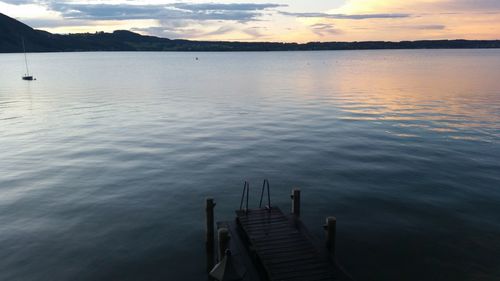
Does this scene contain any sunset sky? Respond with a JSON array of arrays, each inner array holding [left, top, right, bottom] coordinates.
[[1, 0, 499, 42]]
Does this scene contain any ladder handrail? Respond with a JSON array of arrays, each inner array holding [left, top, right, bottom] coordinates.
[[239, 181, 250, 211], [259, 179, 271, 209]]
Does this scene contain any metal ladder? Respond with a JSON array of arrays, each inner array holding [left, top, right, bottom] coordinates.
[[239, 179, 272, 212]]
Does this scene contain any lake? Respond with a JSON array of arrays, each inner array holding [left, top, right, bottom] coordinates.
[[0, 50, 499, 281]]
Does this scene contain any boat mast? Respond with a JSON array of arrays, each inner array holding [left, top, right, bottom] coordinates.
[[22, 37, 30, 76]]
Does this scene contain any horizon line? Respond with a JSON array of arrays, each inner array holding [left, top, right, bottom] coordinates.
[[36, 28, 500, 44]]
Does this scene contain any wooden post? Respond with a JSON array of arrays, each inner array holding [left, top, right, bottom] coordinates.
[[218, 228, 230, 261], [291, 188, 301, 217], [206, 198, 216, 249], [205, 198, 216, 274], [325, 216, 336, 256]]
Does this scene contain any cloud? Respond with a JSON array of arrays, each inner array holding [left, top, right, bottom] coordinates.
[[310, 23, 340, 36], [203, 25, 235, 36], [280, 11, 411, 20], [339, 0, 500, 15], [131, 22, 269, 40], [0, 0, 42, 3], [171, 3, 285, 12], [131, 23, 234, 39], [49, 3, 165, 20], [242, 26, 266, 39], [30, 2, 285, 40], [3, 0, 498, 41], [45, 2, 284, 22], [387, 24, 446, 30], [411, 24, 446, 30], [436, 0, 500, 11], [131, 24, 203, 39], [21, 18, 86, 28]]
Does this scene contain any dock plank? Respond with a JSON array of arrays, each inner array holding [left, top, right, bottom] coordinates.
[[236, 207, 339, 281]]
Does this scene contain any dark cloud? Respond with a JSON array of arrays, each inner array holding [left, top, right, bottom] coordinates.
[[49, 3, 166, 20], [22, 18, 87, 28], [171, 3, 285, 11], [45, 2, 284, 22], [280, 11, 411, 20]]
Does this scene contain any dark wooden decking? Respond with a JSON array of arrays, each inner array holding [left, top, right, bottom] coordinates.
[[233, 207, 350, 281]]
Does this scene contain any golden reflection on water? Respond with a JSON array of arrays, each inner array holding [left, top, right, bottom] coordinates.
[[318, 51, 500, 140]]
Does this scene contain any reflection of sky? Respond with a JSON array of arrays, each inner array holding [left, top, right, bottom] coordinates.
[[247, 50, 499, 143], [1, 50, 499, 145], [1, 0, 500, 42], [324, 51, 500, 141]]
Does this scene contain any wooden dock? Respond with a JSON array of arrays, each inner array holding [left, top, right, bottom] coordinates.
[[206, 187, 352, 281]]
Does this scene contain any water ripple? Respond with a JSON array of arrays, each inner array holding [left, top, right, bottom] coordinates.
[[0, 50, 499, 281]]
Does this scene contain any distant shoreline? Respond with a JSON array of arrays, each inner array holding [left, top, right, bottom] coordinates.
[[3, 33, 500, 54], [2, 13, 500, 53], [3, 47, 500, 55]]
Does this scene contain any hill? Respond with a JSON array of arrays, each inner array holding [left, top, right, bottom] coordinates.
[[1, 13, 500, 53]]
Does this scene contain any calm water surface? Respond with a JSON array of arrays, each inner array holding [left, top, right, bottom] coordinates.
[[0, 50, 499, 281]]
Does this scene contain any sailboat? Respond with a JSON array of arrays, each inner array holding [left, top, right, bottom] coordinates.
[[21, 38, 35, 81]]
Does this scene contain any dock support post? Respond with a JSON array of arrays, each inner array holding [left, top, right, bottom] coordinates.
[[206, 198, 216, 248], [291, 188, 301, 217], [325, 216, 336, 257], [218, 228, 230, 261], [205, 198, 216, 273]]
